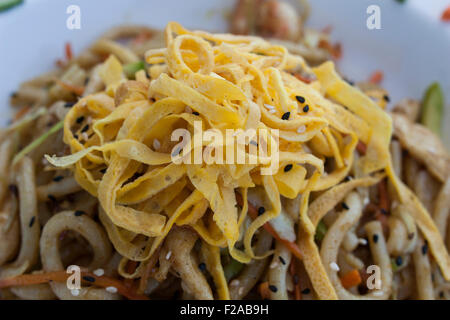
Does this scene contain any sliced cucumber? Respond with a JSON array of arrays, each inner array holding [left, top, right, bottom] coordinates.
[[421, 82, 444, 137]]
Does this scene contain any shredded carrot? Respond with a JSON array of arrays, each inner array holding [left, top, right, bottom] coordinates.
[[356, 141, 367, 155], [0, 271, 149, 300], [124, 260, 139, 288], [235, 193, 303, 260], [138, 246, 161, 294], [318, 39, 342, 60], [56, 80, 85, 96], [369, 70, 384, 84], [289, 261, 301, 300], [441, 6, 450, 21], [378, 179, 389, 212], [258, 281, 271, 300], [132, 30, 153, 45], [340, 269, 362, 289], [293, 73, 313, 84], [65, 42, 73, 61], [13, 106, 31, 122]]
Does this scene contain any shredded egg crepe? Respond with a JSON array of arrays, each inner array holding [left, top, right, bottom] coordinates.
[[45, 22, 450, 299]]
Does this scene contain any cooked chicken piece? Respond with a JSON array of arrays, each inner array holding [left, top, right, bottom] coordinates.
[[392, 98, 421, 123], [391, 113, 450, 182], [257, 0, 303, 41]]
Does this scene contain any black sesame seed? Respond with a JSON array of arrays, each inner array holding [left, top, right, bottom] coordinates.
[[29, 216, 36, 228], [295, 96, 305, 103], [8, 184, 18, 197], [258, 207, 266, 216], [395, 256, 403, 266], [53, 176, 64, 182], [380, 208, 388, 215], [278, 256, 286, 265], [192, 111, 200, 116], [408, 232, 415, 240], [73, 134, 79, 139], [344, 176, 352, 182], [249, 140, 258, 147], [372, 234, 379, 243], [284, 164, 293, 172], [74, 211, 85, 217], [81, 124, 89, 133], [303, 105, 310, 113], [301, 288, 311, 295], [82, 276, 96, 283], [76, 116, 85, 124], [345, 79, 355, 86], [64, 102, 75, 108], [48, 195, 57, 202], [342, 202, 349, 210], [100, 168, 107, 174], [383, 95, 390, 102], [268, 285, 278, 293], [422, 242, 428, 255], [198, 263, 207, 271], [281, 112, 290, 120]]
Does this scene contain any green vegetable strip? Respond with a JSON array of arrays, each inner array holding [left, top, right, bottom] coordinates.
[[223, 259, 244, 281], [315, 220, 328, 242], [12, 120, 64, 166], [123, 61, 146, 79], [420, 82, 444, 137], [0, 0, 24, 12]]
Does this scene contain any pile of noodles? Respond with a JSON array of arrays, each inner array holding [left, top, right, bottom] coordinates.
[[45, 22, 450, 299]]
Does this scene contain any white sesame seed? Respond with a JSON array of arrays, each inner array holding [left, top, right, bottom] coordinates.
[[364, 197, 370, 206], [238, 287, 244, 295], [93, 268, 104, 277], [230, 279, 240, 287], [70, 289, 80, 296], [269, 109, 277, 114], [264, 104, 275, 110], [270, 261, 279, 269], [81, 132, 89, 141], [297, 125, 306, 134], [329, 262, 340, 272], [185, 106, 192, 114], [106, 286, 118, 294], [165, 251, 172, 260], [153, 139, 161, 150], [86, 116, 93, 125], [358, 238, 368, 246]]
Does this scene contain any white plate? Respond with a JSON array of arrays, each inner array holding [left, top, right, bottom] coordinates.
[[1, 0, 449, 146]]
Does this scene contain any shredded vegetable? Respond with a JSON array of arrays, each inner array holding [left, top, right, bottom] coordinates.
[[12, 120, 63, 165], [420, 82, 444, 136]]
